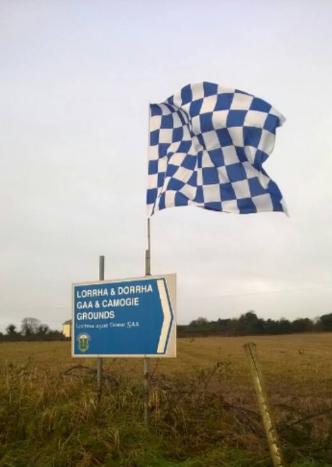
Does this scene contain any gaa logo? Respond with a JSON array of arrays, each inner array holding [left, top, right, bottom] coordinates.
[[77, 333, 91, 353]]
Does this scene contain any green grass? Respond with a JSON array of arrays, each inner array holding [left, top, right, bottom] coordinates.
[[0, 334, 331, 466]]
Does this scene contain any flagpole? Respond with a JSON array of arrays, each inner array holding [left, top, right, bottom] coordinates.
[[146, 107, 152, 273], [146, 218, 151, 274], [144, 105, 151, 426]]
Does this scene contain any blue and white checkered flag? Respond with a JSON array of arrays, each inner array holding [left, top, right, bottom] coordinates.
[[147, 82, 286, 217]]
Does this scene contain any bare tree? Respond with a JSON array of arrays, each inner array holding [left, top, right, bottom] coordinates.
[[21, 317, 41, 336], [192, 317, 209, 326], [37, 324, 49, 335], [6, 324, 18, 336]]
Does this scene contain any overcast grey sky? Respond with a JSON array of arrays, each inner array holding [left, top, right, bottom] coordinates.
[[1, 0, 332, 332]]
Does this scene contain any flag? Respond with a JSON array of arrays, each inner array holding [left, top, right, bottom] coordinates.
[[147, 82, 286, 217]]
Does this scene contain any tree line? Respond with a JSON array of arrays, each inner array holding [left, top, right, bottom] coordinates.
[[1, 317, 64, 342], [2, 312, 332, 342], [177, 311, 332, 337]]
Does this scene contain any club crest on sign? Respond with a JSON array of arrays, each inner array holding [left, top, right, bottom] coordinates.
[[77, 333, 91, 353]]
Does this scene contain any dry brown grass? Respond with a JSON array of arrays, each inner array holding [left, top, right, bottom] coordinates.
[[0, 334, 331, 466], [1, 333, 331, 388]]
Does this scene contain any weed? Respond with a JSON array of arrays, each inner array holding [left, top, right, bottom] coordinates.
[[0, 336, 331, 466]]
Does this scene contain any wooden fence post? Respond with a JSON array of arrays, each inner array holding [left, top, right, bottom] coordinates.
[[244, 343, 285, 467]]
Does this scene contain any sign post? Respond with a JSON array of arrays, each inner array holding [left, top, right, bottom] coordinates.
[[72, 275, 176, 358], [97, 255, 104, 399], [144, 248, 151, 426]]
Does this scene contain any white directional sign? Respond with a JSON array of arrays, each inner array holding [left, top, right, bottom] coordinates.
[[72, 274, 176, 357]]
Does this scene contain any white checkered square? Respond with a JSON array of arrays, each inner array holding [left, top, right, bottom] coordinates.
[[258, 129, 275, 153], [232, 180, 251, 199], [200, 95, 218, 113], [228, 127, 244, 147], [203, 184, 221, 203], [159, 129, 173, 144], [191, 115, 201, 134], [221, 199, 239, 213], [244, 110, 268, 127], [252, 193, 274, 211], [149, 145, 159, 161], [231, 92, 253, 110], [150, 115, 162, 132], [212, 110, 228, 129], [203, 131, 220, 150], [173, 165, 195, 183], [223, 146, 239, 165]]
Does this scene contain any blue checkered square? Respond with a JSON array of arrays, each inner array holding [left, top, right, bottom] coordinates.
[[202, 167, 219, 185]]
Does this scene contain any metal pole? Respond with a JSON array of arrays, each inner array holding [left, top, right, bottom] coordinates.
[[143, 353, 150, 426], [144, 219, 151, 426], [97, 255, 105, 399], [244, 343, 285, 467], [144, 111, 151, 426], [147, 217, 151, 256]]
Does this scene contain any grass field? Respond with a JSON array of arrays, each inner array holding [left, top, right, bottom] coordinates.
[[0, 334, 331, 466]]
